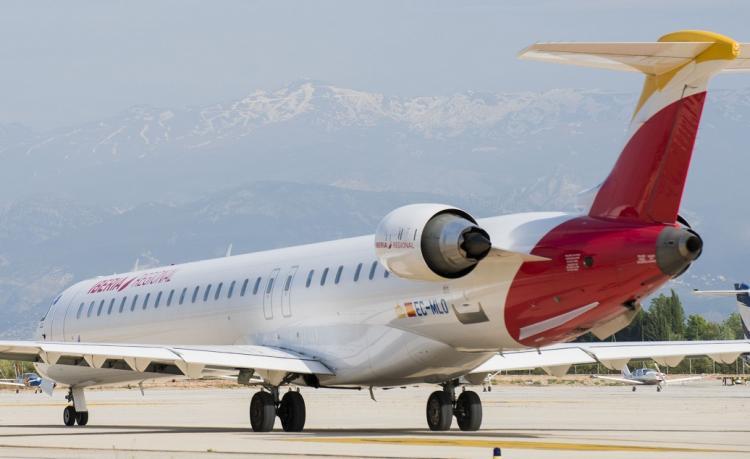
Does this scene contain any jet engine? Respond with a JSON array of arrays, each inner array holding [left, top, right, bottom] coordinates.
[[655, 224, 703, 278], [375, 204, 492, 281]]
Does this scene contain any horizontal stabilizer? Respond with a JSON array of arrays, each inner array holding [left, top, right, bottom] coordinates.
[[519, 41, 750, 74]]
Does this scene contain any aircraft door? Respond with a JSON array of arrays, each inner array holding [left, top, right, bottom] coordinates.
[[280, 266, 298, 318], [49, 289, 80, 341], [263, 268, 280, 320]]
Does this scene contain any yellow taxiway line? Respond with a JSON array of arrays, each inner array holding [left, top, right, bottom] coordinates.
[[295, 436, 744, 453]]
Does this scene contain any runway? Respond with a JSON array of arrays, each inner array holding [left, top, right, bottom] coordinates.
[[0, 381, 747, 458]]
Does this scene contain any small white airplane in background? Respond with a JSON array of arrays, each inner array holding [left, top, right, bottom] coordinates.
[[592, 364, 703, 392], [0, 362, 53, 394]]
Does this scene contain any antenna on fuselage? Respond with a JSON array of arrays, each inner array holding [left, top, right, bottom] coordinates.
[[225, 243, 233, 257], [132, 258, 140, 272]]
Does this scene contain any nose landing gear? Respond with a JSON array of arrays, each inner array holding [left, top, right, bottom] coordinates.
[[426, 380, 483, 431]]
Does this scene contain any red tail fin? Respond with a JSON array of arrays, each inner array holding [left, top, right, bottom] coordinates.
[[588, 92, 706, 223]]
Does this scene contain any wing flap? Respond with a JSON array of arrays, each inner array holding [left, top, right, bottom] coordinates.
[[472, 340, 750, 374], [0, 340, 333, 378]]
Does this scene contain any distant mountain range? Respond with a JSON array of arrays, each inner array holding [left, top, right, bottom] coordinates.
[[1, 82, 749, 337]]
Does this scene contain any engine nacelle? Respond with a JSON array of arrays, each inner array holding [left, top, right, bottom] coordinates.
[[375, 204, 492, 281]]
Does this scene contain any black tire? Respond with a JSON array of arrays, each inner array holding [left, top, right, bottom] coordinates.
[[278, 391, 306, 432], [426, 391, 453, 431], [249, 391, 276, 432], [63, 406, 76, 426], [455, 391, 482, 431], [632, 386, 637, 392], [76, 411, 89, 426]]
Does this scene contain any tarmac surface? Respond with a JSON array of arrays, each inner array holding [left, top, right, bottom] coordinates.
[[0, 380, 747, 458]]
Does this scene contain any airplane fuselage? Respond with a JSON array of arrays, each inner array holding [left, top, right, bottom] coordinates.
[[34, 211, 685, 388]]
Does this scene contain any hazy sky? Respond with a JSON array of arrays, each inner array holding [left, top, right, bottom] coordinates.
[[1, 0, 748, 129]]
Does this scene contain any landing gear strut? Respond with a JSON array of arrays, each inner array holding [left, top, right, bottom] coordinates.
[[63, 387, 88, 426], [426, 380, 483, 431], [249, 387, 306, 432]]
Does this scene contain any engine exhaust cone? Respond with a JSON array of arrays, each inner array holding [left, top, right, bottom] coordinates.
[[461, 229, 492, 260]]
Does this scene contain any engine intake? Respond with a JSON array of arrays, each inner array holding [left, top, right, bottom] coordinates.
[[375, 204, 492, 281]]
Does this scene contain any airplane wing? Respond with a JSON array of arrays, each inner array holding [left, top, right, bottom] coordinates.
[[0, 340, 333, 385], [665, 375, 704, 384], [692, 289, 749, 296], [591, 375, 644, 385], [0, 381, 24, 387], [471, 340, 750, 377]]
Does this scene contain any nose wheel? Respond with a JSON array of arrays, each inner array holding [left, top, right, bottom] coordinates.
[[426, 381, 483, 431]]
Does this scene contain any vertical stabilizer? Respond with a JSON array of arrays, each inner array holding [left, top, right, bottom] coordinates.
[[519, 30, 743, 223]]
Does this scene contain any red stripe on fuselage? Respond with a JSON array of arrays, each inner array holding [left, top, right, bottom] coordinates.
[[589, 92, 706, 223], [504, 216, 671, 346]]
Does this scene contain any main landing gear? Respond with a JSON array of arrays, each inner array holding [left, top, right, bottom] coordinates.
[[426, 380, 482, 431], [63, 387, 88, 426], [250, 387, 306, 432]]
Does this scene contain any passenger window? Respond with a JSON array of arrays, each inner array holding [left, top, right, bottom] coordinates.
[[335, 266, 343, 284], [97, 300, 105, 316], [284, 275, 292, 291], [142, 293, 151, 310], [306, 270, 314, 288], [215, 282, 223, 300], [76, 302, 84, 319], [354, 263, 362, 282], [131, 295, 139, 311], [253, 277, 261, 295], [180, 288, 187, 305], [167, 289, 174, 306], [265, 278, 274, 294], [240, 279, 249, 296], [107, 298, 115, 315], [369, 261, 377, 280], [192, 286, 200, 303], [119, 297, 127, 313], [228, 281, 236, 298], [320, 268, 329, 286], [155, 291, 162, 308], [87, 301, 95, 318], [203, 284, 212, 302]]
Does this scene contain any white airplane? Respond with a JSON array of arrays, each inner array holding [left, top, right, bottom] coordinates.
[[592, 363, 703, 391], [0, 362, 52, 394], [0, 30, 749, 432]]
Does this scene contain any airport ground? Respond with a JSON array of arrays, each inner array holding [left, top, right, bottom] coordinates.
[[0, 377, 747, 458]]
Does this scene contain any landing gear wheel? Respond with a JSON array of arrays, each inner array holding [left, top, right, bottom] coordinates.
[[63, 406, 76, 426], [632, 386, 636, 392], [250, 391, 276, 432], [426, 391, 453, 431], [656, 385, 662, 392], [278, 391, 306, 432], [76, 411, 89, 426], [455, 391, 482, 431]]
